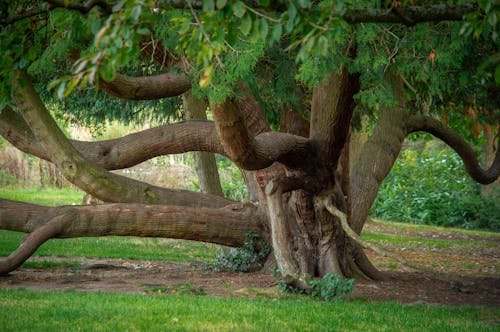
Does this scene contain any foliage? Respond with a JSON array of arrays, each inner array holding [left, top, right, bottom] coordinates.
[[207, 232, 270, 272], [372, 139, 500, 231], [271, 269, 355, 302], [308, 273, 355, 302], [216, 155, 249, 201]]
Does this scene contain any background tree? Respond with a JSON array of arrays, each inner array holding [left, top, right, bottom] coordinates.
[[0, 0, 498, 288]]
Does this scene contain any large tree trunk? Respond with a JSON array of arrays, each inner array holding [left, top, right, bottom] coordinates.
[[182, 91, 224, 197]]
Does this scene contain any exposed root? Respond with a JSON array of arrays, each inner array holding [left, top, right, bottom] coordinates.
[[323, 198, 435, 274]]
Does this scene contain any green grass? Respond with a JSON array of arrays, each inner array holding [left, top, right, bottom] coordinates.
[[361, 231, 498, 249], [20, 260, 83, 269], [0, 230, 220, 263], [372, 219, 500, 239], [0, 187, 83, 206], [0, 289, 497, 331]]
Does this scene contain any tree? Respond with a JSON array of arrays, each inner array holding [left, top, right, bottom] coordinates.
[[0, 1, 498, 288]]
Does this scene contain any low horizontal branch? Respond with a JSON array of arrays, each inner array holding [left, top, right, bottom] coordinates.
[[0, 199, 264, 247], [99, 72, 191, 100], [0, 198, 265, 274]]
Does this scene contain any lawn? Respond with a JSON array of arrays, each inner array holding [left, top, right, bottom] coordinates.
[[0, 288, 497, 331]]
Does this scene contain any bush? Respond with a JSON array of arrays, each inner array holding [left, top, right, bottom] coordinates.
[[372, 140, 500, 231], [271, 270, 355, 302], [207, 233, 270, 272], [308, 274, 355, 302]]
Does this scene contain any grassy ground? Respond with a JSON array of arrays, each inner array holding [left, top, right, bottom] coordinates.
[[0, 187, 83, 206], [0, 288, 497, 332], [0, 188, 498, 331]]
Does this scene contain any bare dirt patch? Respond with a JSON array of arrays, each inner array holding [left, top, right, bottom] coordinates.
[[1, 221, 498, 306]]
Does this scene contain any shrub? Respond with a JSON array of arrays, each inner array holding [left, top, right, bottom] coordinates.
[[308, 273, 355, 302], [372, 139, 500, 231], [207, 233, 270, 272], [271, 269, 355, 302]]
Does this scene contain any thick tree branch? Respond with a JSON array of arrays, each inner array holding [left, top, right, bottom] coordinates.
[[310, 67, 359, 170], [0, 199, 262, 245], [99, 72, 191, 100], [0, 106, 224, 170], [0, 212, 71, 275], [0, 198, 264, 274], [408, 115, 500, 185], [2, 2, 475, 27], [343, 4, 476, 25], [11, 70, 232, 208], [45, 0, 113, 14], [212, 98, 312, 170], [158, 2, 475, 25], [349, 71, 409, 234], [0, 0, 113, 26]]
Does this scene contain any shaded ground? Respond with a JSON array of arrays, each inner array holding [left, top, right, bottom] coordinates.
[[1, 221, 498, 306]]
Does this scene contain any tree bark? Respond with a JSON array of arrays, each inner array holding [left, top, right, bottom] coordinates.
[[350, 72, 410, 234], [0, 198, 264, 274], [481, 126, 500, 196], [99, 72, 190, 100]]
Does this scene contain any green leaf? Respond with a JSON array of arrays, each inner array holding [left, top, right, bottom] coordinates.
[[130, 6, 141, 21], [240, 14, 252, 35], [495, 64, 500, 84], [259, 19, 269, 39], [216, 0, 227, 9], [297, 0, 311, 9], [233, 1, 246, 18], [64, 76, 79, 98], [271, 23, 282, 43], [137, 27, 150, 35], [57, 82, 66, 100], [286, 4, 297, 33], [100, 61, 116, 82], [203, 0, 215, 12], [488, 12, 497, 27]]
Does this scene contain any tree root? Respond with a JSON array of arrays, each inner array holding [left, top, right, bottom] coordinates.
[[323, 198, 436, 274]]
